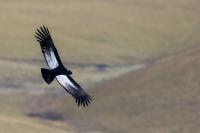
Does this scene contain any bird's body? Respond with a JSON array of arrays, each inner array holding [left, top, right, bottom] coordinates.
[[35, 26, 92, 107], [52, 65, 72, 76]]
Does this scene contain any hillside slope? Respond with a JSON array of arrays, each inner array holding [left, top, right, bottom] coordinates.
[[0, 93, 76, 133], [30, 45, 200, 133], [88, 45, 200, 133], [0, 0, 199, 65]]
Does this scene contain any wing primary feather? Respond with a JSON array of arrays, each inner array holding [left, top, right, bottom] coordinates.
[[79, 98, 81, 107], [35, 33, 42, 39], [87, 96, 92, 104], [75, 93, 92, 107], [43, 26, 51, 38], [89, 96, 92, 101], [85, 97, 87, 107], [85, 96, 90, 106], [83, 98, 86, 107], [36, 29, 47, 39], [86, 96, 90, 104], [42, 26, 49, 37], [78, 98, 82, 106], [36, 29, 46, 38], [78, 98, 81, 107], [85, 97, 89, 107], [40, 26, 48, 38], [81, 98, 84, 107], [85, 97, 88, 105], [87, 99, 90, 106], [35, 32, 44, 40], [45, 26, 51, 38], [79, 97, 82, 107], [35, 35, 43, 41], [82, 97, 84, 107], [40, 26, 49, 38]]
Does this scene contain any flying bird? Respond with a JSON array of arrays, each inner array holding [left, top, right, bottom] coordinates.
[[35, 26, 92, 107]]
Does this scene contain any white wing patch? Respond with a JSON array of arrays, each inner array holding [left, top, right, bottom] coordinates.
[[44, 50, 59, 69], [56, 75, 76, 89]]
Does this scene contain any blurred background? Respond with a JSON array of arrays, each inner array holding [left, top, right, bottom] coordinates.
[[0, 0, 200, 133]]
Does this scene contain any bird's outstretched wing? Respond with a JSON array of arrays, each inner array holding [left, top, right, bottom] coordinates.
[[35, 26, 63, 69], [56, 75, 92, 107]]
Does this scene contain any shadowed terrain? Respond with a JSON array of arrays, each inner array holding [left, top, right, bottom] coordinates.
[[29, 45, 200, 133]]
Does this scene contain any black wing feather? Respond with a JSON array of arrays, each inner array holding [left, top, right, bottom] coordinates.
[[56, 75, 92, 107], [35, 26, 92, 107], [35, 26, 63, 69], [67, 84, 92, 107]]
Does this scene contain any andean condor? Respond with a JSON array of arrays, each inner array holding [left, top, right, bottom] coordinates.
[[35, 26, 92, 107]]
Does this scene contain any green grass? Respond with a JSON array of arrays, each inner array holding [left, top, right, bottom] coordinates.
[[0, 0, 199, 65]]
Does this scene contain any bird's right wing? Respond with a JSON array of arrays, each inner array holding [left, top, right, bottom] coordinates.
[[56, 75, 92, 107], [35, 26, 63, 69]]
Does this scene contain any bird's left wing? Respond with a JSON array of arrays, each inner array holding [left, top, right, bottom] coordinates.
[[35, 26, 63, 69], [56, 75, 92, 107]]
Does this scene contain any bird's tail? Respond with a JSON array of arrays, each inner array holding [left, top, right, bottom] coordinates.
[[41, 68, 55, 84]]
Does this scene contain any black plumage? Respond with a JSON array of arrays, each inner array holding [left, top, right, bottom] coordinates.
[[35, 26, 92, 107]]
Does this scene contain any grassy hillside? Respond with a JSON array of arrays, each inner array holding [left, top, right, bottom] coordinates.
[[0, 93, 75, 133], [0, 0, 200, 133], [30, 45, 200, 133], [0, 0, 199, 65]]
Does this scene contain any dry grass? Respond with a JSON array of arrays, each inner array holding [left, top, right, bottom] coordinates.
[[0, 0, 200, 133], [0, 93, 75, 133], [30, 45, 200, 133], [0, 0, 199, 65]]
